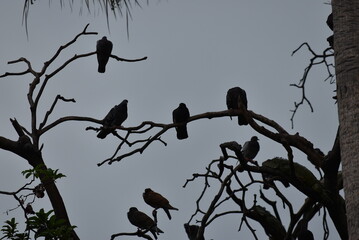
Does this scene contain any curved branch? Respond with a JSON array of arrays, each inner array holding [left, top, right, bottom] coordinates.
[[39, 116, 102, 135], [249, 110, 323, 168], [34, 52, 147, 109], [95, 108, 326, 169], [111, 55, 148, 62], [39, 95, 76, 130], [98, 109, 249, 166], [34, 51, 96, 107], [290, 42, 335, 128], [110, 230, 153, 240], [41, 24, 96, 74], [0, 57, 37, 78]]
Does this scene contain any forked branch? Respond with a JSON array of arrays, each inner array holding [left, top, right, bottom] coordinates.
[[290, 42, 335, 128]]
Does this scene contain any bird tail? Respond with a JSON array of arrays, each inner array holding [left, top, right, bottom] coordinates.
[[176, 125, 188, 140], [237, 115, 248, 125], [150, 226, 164, 239], [169, 205, 179, 211], [97, 129, 110, 139], [98, 64, 106, 73]]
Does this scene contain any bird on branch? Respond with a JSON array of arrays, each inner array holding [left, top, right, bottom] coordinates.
[[143, 188, 179, 220], [226, 86, 248, 125], [96, 36, 113, 73], [241, 136, 260, 164], [172, 103, 190, 140], [127, 207, 163, 240], [97, 100, 128, 139]]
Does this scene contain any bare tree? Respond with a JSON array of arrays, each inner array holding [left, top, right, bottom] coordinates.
[[0, 24, 146, 240], [1, 3, 355, 239]]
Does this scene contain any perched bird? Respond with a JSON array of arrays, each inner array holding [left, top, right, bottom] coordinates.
[[96, 36, 113, 73], [25, 204, 35, 215], [226, 87, 248, 125], [326, 13, 333, 31], [297, 229, 314, 240], [172, 103, 190, 140], [296, 220, 314, 240], [33, 184, 45, 198], [184, 223, 205, 240], [241, 136, 260, 163], [143, 188, 179, 220], [127, 207, 163, 240], [97, 100, 128, 139], [326, 13, 334, 48]]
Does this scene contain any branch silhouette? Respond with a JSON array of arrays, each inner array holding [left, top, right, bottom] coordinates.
[[290, 42, 335, 128], [0, 24, 148, 240]]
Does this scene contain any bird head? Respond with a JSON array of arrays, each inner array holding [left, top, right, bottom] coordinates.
[[144, 188, 153, 194], [251, 136, 259, 141], [129, 207, 138, 212]]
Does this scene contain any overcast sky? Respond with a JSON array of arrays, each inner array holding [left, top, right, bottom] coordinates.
[[0, 1, 338, 239]]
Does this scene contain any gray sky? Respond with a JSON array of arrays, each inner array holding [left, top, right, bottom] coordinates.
[[0, 1, 338, 239]]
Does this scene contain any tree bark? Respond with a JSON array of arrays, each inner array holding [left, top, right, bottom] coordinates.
[[333, 0, 359, 239]]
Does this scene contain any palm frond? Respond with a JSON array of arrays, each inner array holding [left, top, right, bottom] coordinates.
[[22, 0, 147, 38]]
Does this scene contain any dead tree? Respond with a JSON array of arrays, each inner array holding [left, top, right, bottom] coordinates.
[[0, 24, 146, 240], [0, 24, 344, 240]]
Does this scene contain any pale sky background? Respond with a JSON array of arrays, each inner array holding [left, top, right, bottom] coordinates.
[[0, 1, 339, 240]]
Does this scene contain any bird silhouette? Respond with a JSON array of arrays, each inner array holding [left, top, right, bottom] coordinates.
[[184, 223, 205, 240], [143, 188, 179, 220], [97, 100, 128, 139], [172, 103, 190, 140], [297, 229, 314, 240], [96, 36, 113, 73], [226, 87, 248, 125], [242, 136, 260, 163], [127, 207, 163, 240], [326, 13, 334, 48], [296, 220, 314, 240], [326, 13, 333, 31]]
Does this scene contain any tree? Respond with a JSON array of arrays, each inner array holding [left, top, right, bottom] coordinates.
[[0, 25, 146, 240], [0, 1, 348, 240], [332, 0, 359, 239]]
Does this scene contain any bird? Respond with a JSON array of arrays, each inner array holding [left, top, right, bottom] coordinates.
[[326, 13, 333, 31], [172, 103, 190, 140], [143, 188, 179, 220], [226, 87, 248, 125], [96, 36, 113, 73], [296, 220, 314, 240], [184, 223, 205, 240], [326, 13, 334, 48], [25, 204, 35, 215], [297, 229, 314, 240], [241, 136, 260, 163], [127, 207, 163, 240], [97, 100, 128, 139]]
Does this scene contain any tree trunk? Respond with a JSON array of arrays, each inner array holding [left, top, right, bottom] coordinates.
[[333, 0, 359, 239]]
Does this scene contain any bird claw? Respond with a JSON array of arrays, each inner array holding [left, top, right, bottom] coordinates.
[[152, 209, 158, 223]]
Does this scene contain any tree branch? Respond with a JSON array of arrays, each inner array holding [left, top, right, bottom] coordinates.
[[39, 95, 76, 130], [290, 42, 335, 128]]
